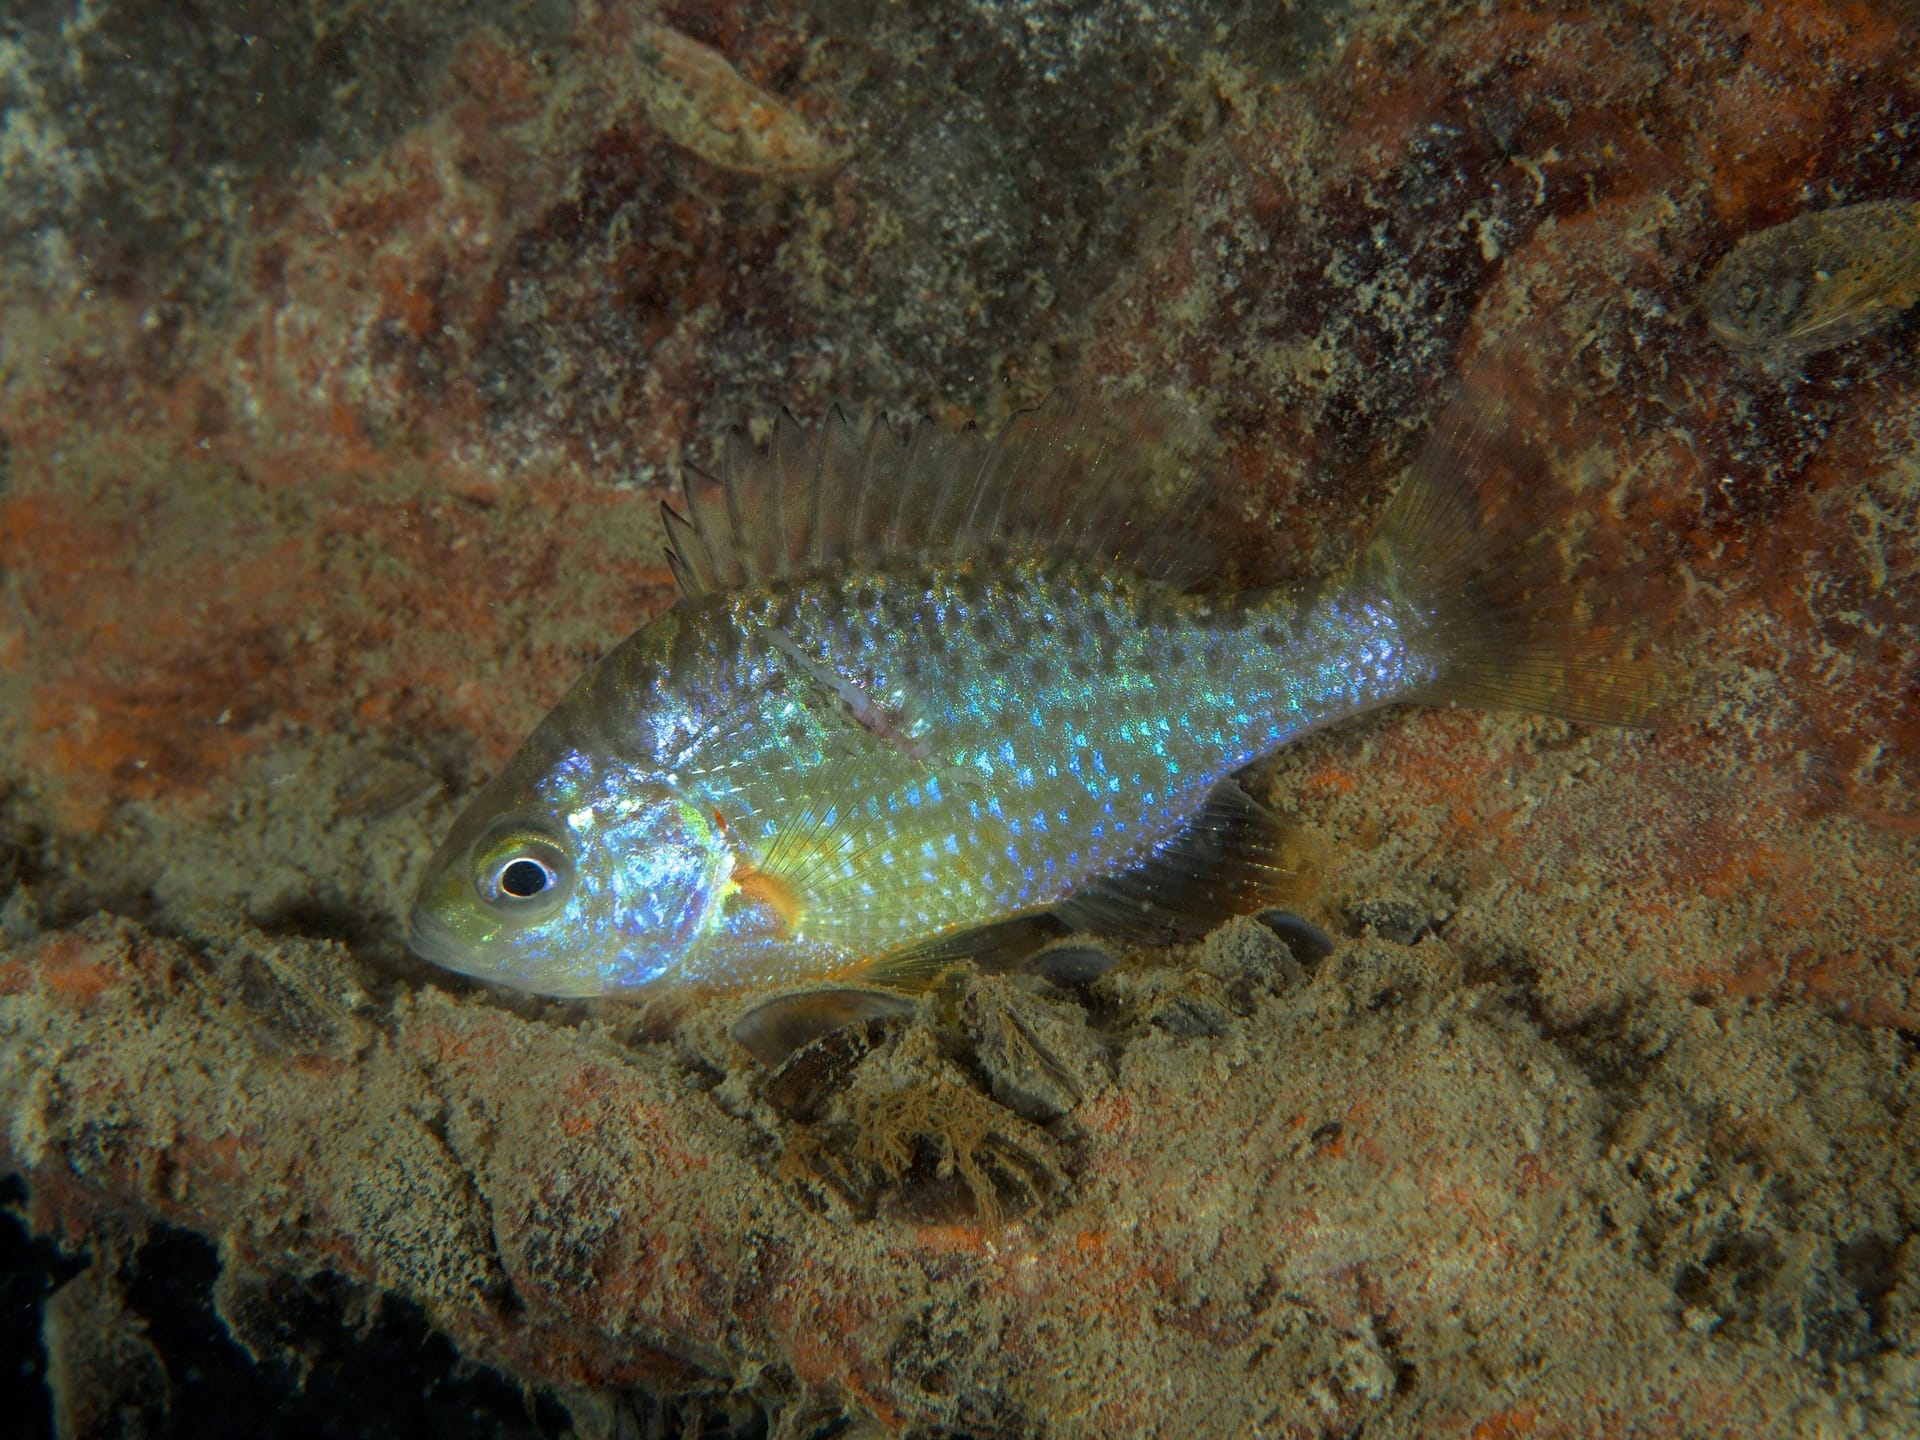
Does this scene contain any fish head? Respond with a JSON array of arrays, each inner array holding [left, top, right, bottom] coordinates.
[[407, 738, 731, 996]]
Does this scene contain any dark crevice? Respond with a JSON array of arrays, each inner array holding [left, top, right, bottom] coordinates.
[[3, 1201, 572, 1440]]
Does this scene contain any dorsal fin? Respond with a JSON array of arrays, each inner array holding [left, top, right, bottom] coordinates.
[[662, 391, 1220, 596]]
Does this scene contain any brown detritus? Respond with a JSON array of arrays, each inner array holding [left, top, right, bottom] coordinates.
[[42, 1264, 171, 1440], [778, 1024, 1068, 1224], [210, 1258, 343, 1382], [6, 913, 1919, 1434]]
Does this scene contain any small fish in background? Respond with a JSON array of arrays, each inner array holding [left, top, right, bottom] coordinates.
[[1702, 198, 1920, 375], [633, 23, 846, 181], [407, 360, 1670, 1051]]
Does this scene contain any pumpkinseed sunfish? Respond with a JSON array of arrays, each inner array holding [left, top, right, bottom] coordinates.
[[407, 380, 1666, 1001]]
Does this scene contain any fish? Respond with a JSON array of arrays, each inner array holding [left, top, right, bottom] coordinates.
[[633, 23, 847, 182], [407, 374, 1668, 1012], [1701, 198, 1920, 375]]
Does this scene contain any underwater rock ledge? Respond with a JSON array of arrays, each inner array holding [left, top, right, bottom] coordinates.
[[5, 913, 1914, 1437]]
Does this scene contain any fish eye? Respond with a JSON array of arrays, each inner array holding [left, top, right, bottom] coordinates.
[[472, 828, 573, 911], [497, 856, 555, 899]]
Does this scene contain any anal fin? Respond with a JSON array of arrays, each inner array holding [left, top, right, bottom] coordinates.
[[856, 914, 1072, 992], [1054, 780, 1319, 945]]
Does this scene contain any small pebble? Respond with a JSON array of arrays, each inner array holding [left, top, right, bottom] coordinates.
[[1344, 897, 1438, 945], [1028, 939, 1120, 987], [960, 976, 1108, 1123]]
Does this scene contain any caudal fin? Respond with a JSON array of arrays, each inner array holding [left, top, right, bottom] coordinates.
[[1361, 357, 1677, 727]]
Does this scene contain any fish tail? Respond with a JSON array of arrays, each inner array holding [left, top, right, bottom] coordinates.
[[1359, 364, 1676, 727]]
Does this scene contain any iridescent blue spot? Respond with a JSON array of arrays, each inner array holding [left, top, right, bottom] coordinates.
[[536, 748, 595, 804], [1000, 739, 1016, 767]]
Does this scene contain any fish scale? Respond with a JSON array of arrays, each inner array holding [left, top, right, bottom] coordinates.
[[408, 385, 1667, 998], [852, 563, 1404, 880]]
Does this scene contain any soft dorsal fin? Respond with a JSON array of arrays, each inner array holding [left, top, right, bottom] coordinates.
[[662, 391, 1220, 596]]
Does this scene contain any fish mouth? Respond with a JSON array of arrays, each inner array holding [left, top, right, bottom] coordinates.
[[405, 903, 468, 971]]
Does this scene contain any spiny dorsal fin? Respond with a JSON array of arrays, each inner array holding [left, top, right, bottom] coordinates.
[[663, 391, 1220, 596]]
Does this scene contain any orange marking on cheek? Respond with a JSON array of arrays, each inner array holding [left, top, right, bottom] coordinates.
[[730, 866, 803, 936]]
